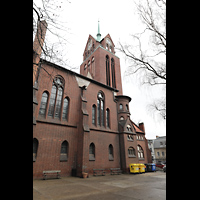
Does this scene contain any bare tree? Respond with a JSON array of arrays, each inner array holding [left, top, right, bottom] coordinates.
[[33, 0, 71, 66], [117, 0, 166, 120]]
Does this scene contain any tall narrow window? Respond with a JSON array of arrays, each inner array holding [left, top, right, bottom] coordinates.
[[109, 144, 114, 160], [137, 145, 144, 159], [48, 85, 57, 116], [33, 138, 39, 162], [55, 87, 63, 118], [47, 77, 64, 118], [101, 99, 104, 126], [106, 108, 110, 128], [97, 99, 100, 125], [89, 143, 95, 161], [62, 97, 69, 120], [39, 92, 48, 116], [111, 58, 116, 88], [106, 55, 110, 86], [92, 105, 96, 125], [60, 140, 68, 162], [97, 91, 105, 126], [91, 57, 95, 77]]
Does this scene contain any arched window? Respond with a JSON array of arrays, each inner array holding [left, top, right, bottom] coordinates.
[[89, 143, 95, 161], [106, 108, 110, 128], [120, 116, 124, 120], [109, 144, 114, 160], [92, 43, 95, 51], [62, 97, 69, 120], [128, 146, 135, 157], [106, 55, 110, 86], [127, 124, 132, 132], [137, 145, 144, 159], [92, 104, 96, 125], [48, 76, 64, 118], [33, 138, 39, 162], [97, 91, 105, 126], [111, 58, 116, 88], [60, 140, 68, 162], [39, 92, 48, 116]]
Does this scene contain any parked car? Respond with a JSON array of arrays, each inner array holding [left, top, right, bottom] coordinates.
[[156, 163, 165, 168], [163, 164, 166, 172]]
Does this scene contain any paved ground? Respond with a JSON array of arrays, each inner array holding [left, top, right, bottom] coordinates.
[[33, 171, 166, 200]]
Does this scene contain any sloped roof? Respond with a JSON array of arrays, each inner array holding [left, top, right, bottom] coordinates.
[[130, 120, 144, 134]]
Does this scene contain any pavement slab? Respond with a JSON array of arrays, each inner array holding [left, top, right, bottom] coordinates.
[[33, 171, 166, 200]]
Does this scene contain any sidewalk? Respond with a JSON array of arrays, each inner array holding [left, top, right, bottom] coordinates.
[[33, 172, 166, 200]]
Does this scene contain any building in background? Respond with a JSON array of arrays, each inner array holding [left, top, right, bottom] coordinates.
[[147, 139, 156, 163], [154, 136, 166, 164]]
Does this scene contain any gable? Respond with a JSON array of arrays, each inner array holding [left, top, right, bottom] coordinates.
[[83, 34, 98, 56], [119, 118, 136, 134], [103, 34, 115, 47]]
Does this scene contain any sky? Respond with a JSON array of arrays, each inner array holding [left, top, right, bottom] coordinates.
[[34, 0, 166, 139]]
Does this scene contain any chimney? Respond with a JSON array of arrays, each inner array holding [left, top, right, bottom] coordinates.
[[139, 122, 145, 134], [33, 20, 47, 85]]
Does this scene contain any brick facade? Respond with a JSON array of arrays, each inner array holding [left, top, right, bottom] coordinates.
[[33, 22, 151, 178]]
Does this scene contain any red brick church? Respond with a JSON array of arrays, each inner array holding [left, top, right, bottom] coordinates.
[[33, 21, 151, 179]]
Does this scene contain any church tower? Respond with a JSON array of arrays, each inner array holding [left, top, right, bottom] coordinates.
[[80, 21, 123, 95]]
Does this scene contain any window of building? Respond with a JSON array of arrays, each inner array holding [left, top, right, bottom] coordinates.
[[162, 152, 165, 157], [157, 152, 160, 156], [111, 58, 116, 88], [106, 108, 110, 128], [92, 43, 95, 51], [91, 57, 95, 76], [128, 146, 135, 157], [92, 104, 96, 125], [60, 140, 68, 162], [106, 55, 110, 86], [55, 87, 63, 118], [48, 76, 64, 118], [120, 116, 124, 120], [109, 144, 114, 160], [137, 145, 144, 159], [97, 91, 105, 126], [127, 134, 134, 141], [39, 92, 49, 116], [126, 104, 129, 111], [33, 138, 39, 162], [62, 97, 69, 120], [127, 124, 132, 132], [89, 143, 95, 161], [119, 104, 123, 110]]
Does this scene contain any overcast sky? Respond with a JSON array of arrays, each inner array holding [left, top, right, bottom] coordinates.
[[35, 0, 166, 139]]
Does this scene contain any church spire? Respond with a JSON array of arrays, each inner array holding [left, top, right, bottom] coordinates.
[[96, 20, 101, 42]]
